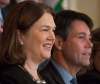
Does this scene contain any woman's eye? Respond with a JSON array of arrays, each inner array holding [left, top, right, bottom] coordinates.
[[41, 26, 55, 32], [41, 26, 49, 31]]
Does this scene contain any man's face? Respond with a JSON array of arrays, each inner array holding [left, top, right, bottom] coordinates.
[[62, 20, 93, 67], [0, 0, 10, 8]]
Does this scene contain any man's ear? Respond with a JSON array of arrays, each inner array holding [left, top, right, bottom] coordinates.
[[17, 30, 24, 45], [54, 35, 63, 50]]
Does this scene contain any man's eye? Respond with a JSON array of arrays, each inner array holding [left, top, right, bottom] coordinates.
[[78, 36, 84, 39], [89, 37, 92, 42], [42, 28, 49, 31]]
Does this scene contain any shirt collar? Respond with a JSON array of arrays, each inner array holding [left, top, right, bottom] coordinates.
[[52, 60, 75, 84]]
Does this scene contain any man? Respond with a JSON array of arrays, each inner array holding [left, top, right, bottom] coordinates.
[[77, 28, 100, 84], [39, 10, 93, 84]]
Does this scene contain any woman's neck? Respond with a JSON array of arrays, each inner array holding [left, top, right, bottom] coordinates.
[[24, 59, 40, 80]]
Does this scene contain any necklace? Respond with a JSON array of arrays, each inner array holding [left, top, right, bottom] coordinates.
[[18, 65, 47, 84], [35, 80, 46, 84]]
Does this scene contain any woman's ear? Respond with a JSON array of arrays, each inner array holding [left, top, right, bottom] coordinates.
[[17, 30, 24, 45], [54, 35, 63, 51]]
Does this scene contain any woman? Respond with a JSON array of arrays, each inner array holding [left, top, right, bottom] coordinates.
[[0, 1, 55, 84]]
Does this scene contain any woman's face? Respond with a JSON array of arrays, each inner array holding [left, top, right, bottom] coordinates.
[[20, 12, 55, 63]]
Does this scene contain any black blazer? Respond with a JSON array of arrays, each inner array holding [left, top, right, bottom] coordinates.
[[77, 69, 100, 84], [39, 60, 65, 84], [0, 64, 38, 84]]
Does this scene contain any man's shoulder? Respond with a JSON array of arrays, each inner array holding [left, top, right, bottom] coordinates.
[[39, 60, 65, 84], [39, 60, 57, 73]]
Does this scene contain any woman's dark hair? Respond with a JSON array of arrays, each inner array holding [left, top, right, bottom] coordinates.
[[89, 28, 100, 70], [91, 28, 100, 58], [0, 1, 55, 65]]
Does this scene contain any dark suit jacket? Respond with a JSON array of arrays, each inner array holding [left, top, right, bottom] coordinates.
[[77, 69, 100, 84], [39, 60, 65, 84], [0, 64, 38, 84]]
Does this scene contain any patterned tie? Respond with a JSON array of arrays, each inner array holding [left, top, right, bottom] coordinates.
[[70, 77, 77, 84], [0, 9, 3, 33]]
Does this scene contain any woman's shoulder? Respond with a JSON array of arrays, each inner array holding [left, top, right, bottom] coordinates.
[[0, 64, 23, 75], [0, 64, 36, 84]]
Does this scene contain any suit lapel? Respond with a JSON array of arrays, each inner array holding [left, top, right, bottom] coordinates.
[[39, 60, 65, 84]]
